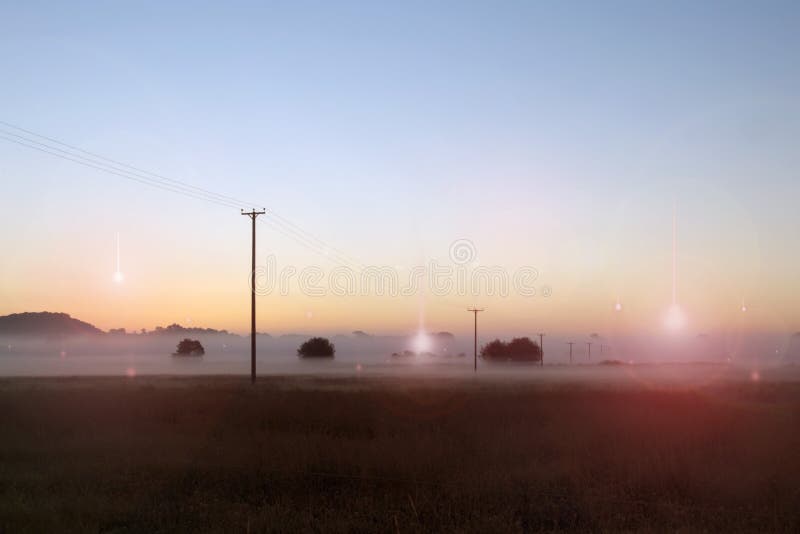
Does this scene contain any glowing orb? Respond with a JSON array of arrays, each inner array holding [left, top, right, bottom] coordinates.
[[664, 304, 686, 331], [412, 331, 432, 353], [750, 370, 760, 382], [355, 363, 363, 372], [113, 271, 124, 283], [741, 305, 747, 313], [59, 350, 66, 358], [614, 302, 623, 312], [125, 367, 136, 378], [305, 311, 313, 319]]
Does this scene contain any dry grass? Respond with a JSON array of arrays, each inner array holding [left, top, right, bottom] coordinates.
[[0, 375, 799, 532]]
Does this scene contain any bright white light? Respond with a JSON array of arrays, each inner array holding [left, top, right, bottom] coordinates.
[[741, 304, 747, 313], [664, 304, 686, 331], [614, 300, 622, 312], [412, 331, 431, 353]]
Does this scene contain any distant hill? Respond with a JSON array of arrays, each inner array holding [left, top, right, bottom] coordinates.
[[0, 312, 103, 336]]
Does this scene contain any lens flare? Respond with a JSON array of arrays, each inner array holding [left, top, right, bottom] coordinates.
[[413, 331, 431, 353], [664, 304, 686, 331]]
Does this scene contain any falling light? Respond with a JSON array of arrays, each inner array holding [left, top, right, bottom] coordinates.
[[614, 298, 622, 312], [413, 331, 431, 353], [750, 370, 760, 382], [664, 202, 686, 331], [125, 367, 136, 378]]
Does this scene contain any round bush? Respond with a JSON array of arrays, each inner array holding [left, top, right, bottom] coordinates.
[[297, 337, 335, 358]]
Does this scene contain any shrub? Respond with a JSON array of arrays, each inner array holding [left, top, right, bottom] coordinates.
[[480, 339, 509, 360], [297, 337, 335, 358], [480, 337, 541, 362], [173, 338, 204, 356]]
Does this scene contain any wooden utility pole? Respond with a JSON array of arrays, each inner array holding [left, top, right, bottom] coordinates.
[[567, 342, 574, 364], [467, 308, 484, 373], [586, 342, 592, 361], [538, 332, 545, 367], [242, 209, 266, 384]]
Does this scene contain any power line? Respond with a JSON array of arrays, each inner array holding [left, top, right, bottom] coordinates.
[[0, 123, 365, 269], [0, 120, 258, 208], [0, 133, 241, 208], [0, 128, 360, 267]]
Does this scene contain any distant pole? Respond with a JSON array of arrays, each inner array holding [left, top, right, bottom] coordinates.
[[467, 308, 484, 373], [567, 342, 574, 364], [587, 342, 592, 361], [538, 333, 545, 367], [242, 209, 266, 384]]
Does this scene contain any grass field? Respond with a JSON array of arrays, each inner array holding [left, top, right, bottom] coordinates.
[[1, 372, 799, 532]]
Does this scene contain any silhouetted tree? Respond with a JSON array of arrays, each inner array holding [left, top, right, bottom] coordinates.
[[507, 337, 542, 362], [480, 339, 509, 360], [298, 337, 335, 358], [173, 338, 204, 356], [480, 337, 541, 362]]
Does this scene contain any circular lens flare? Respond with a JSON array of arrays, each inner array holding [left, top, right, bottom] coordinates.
[[664, 304, 686, 331], [412, 332, 431, 353]]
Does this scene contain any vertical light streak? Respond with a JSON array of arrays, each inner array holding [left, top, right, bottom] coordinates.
[[672, 202, 677, 306]]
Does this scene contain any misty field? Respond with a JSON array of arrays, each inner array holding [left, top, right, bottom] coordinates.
[[1, 373, 799, 532]]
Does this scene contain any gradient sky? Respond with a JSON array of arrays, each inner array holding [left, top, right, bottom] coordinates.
[[1, 1, 798, 336]]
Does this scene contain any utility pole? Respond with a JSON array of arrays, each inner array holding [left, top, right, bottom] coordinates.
[[538, 333, 545, 367], [567, 342, 574, 365], [467, 308, 484, 373], [242, 209, 266, 384], [587, 342, 592, 361]]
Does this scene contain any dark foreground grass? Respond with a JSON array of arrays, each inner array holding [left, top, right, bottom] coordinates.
[[1, 375, 799, 532]]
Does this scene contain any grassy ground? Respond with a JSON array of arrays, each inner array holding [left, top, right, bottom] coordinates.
[[1, 374, 799, 532]]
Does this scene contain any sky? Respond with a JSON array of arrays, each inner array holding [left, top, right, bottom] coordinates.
[[0, 1, 798, 337]]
